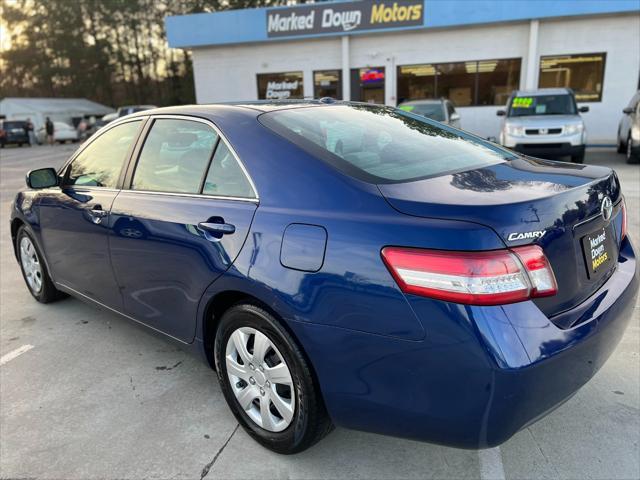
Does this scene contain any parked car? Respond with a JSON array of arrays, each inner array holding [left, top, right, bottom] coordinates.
[[35, 122, 79, 144], [116, 105, 157, 117], [617, 90, 640, 164], [0, 120, 30, 147], [86, 112, 118, 137], [398, 99, 461, 127], [497, 88, 588, 163], [11, 102, 637, 454]]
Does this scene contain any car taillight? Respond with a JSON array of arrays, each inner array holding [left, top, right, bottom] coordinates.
[[621, 198, 628, 241], [381, 245, 557, 306]]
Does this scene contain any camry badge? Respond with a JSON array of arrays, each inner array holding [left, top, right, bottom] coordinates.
[[601, 196, 613, 221], [507, 230, 546, 241]]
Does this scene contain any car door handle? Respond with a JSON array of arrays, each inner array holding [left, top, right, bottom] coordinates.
[[198, 221, 236, 235], [90, 207, 108, 218], [88, 205, 108, 224]]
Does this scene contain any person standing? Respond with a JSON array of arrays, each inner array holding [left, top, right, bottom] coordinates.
[[45, 117, 55, 145], [24, 118, 34, 146]]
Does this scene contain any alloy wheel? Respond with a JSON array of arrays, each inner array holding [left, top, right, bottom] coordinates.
[[225, 327, 295, 432], [19, 236, 43, 293]]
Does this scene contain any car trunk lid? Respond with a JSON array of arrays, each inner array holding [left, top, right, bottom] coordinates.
[[377, 156, 623, 319]]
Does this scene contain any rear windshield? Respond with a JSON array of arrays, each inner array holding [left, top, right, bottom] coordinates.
[[398, 103, 446, 121], [508, 94, 577, 117], [260, 104, 514, 184]]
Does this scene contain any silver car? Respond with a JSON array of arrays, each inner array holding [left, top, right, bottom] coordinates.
[[398, 99, 461, 128], [497, 88, 588, 163], [617, 90, 640, 164]]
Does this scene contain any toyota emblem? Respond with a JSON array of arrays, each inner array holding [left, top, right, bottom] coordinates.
[[601, 196, 613, 221]]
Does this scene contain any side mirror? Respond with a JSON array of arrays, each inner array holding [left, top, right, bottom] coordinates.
[[579, 106, 589, 113], [26, 168, 58, 189], [623, 107, 633, 114], [496, 110, 506, 116], [450, 112, 461, 122]]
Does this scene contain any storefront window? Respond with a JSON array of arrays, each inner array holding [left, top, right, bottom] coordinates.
[[476, 58, 521, 106], [397, 64, 436, 104], [350, 67, 385, 104], [397, 58, 521, 107], [437, 62, 475, 106], [539, 53, 606, 102], [314, 70, 342, 99], [257, 71, 304, 100]]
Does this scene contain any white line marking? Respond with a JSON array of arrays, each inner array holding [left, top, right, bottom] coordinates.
[[479, 447, 506, 480], [0, 344, 34, 366]]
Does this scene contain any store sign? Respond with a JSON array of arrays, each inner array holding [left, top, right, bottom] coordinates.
[[266, 1, 424, 38], [266, 80, 300, 99]]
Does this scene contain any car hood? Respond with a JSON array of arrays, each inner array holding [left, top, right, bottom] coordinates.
[[505, 115, 582, 127]]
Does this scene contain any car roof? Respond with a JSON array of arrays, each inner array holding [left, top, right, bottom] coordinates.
[[124, 100, 385, 119], [513, 88, 573, 97]]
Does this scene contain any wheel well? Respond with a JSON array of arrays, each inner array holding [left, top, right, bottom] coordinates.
[[10, 218, 25, 256], [202, 290, 328, 412], [202, 291, 320, 381]]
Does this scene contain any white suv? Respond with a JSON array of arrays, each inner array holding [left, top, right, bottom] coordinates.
[[617, 90, 640, 164], [497, 88, 588, 163]]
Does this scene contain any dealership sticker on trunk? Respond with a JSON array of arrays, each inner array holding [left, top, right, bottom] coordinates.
[[581, 226, 614, 279]]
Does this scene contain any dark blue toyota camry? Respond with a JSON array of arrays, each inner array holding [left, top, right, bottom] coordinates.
[[10, 101, 638, 454]]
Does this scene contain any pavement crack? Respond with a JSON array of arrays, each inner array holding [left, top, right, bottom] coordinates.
[[200, 424, 239, 479], [155, 360, 183, 371]]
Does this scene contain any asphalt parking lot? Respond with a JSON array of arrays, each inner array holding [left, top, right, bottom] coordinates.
[[1, 144, 639, 480]]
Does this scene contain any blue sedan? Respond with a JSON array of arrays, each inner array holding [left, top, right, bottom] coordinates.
[[10, 101, 638, 454]]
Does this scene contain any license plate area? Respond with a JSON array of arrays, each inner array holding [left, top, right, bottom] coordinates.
[[581, 224, 617, 279]]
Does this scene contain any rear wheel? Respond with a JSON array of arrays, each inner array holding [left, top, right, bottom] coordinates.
[[16, 226, 64, 303], [214, 303, 333, 454]]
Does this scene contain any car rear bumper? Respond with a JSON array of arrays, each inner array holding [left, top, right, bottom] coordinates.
[[290, 239, 638, 448], [513, 143, 585, 158]]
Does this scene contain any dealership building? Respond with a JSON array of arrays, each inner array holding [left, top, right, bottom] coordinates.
[[166, 0, 640, 143]]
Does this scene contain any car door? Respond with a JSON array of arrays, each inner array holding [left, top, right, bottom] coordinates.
[[37, 118, 144, 308], [108, 116, 258, 342]]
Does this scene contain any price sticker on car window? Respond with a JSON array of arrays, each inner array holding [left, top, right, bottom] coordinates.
[[512, 97, 533, 108], [398, 105, 415, 112]]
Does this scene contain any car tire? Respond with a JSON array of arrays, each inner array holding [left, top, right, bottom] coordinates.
[[627, 134, 640, 164], [16, 226, 65, 303], [214, 303, 333, 454], [617, 133, 626, 153], [571, 153, 585, 164]]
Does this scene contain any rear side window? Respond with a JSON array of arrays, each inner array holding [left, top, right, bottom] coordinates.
[[132, 119, 218, 194], [203, 141, 255, 198], [66, 120, 142, 188], [260, 105, 513, 183]]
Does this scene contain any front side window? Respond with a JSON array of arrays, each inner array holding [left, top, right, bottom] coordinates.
[[539, 53, 606, 102], [508, 94, 577, 117], [66, 120, 142, 188], [132, 119, 218, 194], [257, 71, 303, 100], [260, 105, 515, 184]]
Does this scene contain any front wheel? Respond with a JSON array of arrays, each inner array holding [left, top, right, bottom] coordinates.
[[571, 152, 585, 164], [627, 135, 640, 164], [215, 304, 333, 454], [16, 226, 64, 303]]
